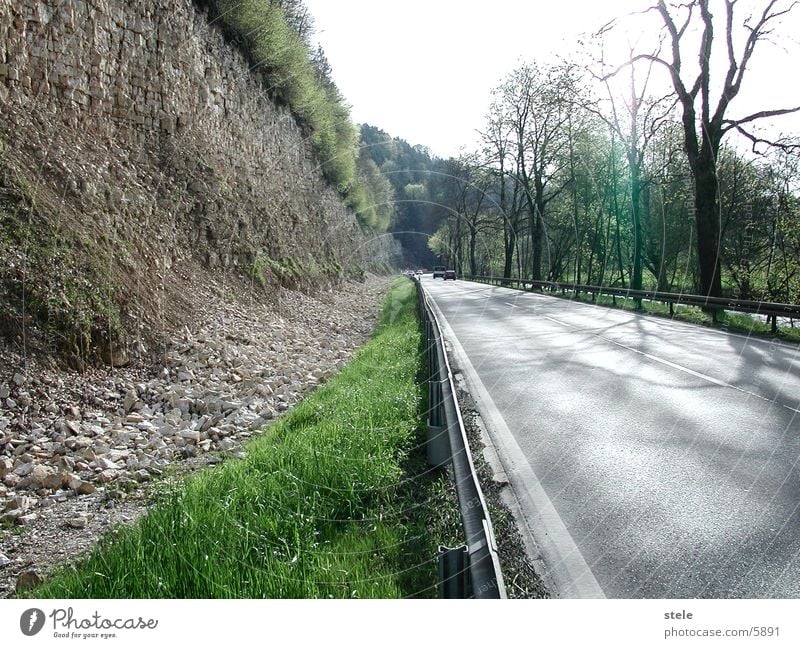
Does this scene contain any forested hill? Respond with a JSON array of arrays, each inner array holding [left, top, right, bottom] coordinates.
[[359, 124, 446, 268], [0, 0, 399, 366]]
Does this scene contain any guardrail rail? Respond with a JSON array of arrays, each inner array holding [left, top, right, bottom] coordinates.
[[463, 275, 800, 333], [414, 277, 506, 599]]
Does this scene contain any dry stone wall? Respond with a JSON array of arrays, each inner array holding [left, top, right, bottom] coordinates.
[[0, 0, 392, 296]]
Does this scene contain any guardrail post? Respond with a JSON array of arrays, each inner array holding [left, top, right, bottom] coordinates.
[[427, 375, 449, 467], [438, 545, 470, 598]]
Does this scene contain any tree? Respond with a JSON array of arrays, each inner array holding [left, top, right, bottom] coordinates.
[[590, 36, 676, 301], [479, 107, 524, 279], [493, 63, 576, 281], [632, 0, 800, 299]]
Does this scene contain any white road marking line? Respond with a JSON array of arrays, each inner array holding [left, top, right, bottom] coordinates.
[[544, 315, 800, 414]]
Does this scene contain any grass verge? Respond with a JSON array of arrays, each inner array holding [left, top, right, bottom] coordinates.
[[27, 277, 461, 598]]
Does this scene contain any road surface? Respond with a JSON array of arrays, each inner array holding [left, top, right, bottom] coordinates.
[[423, 277, 800, 598]]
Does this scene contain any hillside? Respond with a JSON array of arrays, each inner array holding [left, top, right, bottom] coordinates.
[[0, 0, 405, 595], [0, 0, 399, 366]]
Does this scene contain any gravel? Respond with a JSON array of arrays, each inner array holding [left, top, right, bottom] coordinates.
[[453, 375, 551, 599], [0, 274, 388, 597]]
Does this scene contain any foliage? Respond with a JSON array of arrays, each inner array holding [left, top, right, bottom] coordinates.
[[197, 0, 387, 231], [347, 148, 395, 232], [421, 52, 800, 308], [359, 124, 448, 265], [249, 253, 343, 288], [0, 174, 122, 360]]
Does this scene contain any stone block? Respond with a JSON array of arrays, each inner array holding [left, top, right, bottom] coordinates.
[[159, 115, 175, 133]]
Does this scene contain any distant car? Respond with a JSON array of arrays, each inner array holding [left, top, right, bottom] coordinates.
[[433, 266, 446, 279], [444, 269, 457, 280]]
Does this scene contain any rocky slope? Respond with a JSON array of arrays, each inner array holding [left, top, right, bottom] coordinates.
[[0, 273, 389, 597], [0, 0, 399, 367]]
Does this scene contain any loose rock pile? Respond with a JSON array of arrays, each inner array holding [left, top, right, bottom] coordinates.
[[0, 276, 388, 596]]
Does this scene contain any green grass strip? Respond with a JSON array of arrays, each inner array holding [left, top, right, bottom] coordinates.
[[29, 278, 456, 598]]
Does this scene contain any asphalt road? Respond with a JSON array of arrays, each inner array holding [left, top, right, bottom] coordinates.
[[423, 277, 800, 598]]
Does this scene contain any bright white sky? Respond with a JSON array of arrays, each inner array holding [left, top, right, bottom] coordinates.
[[303, 0, 800, 158]]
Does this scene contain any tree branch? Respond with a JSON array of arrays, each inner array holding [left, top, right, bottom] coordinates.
[[728, 123, 800, 153], [722, 106, 800, 130]]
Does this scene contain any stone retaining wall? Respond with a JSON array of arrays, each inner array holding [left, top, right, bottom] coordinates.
[[0, 0, 390, 282]]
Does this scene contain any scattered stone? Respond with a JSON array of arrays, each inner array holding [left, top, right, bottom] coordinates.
[[133, 469, 150, 482], [95, 469, 118, 484], [18, 513, 37, 526], [180, 430, 200, 444], [42, 471, 67, 490], [0, 553, 10, 569], [30, 464, 56, 486], [67, 514, 89, 529], [16, 569, 43, 592], [0, 458, 12, 479], [68, 478, 96, 495], [3, 473, 20, 488], [12, 373, 25, 387], [96, 457, 120, 471], [218, 438, 236, 452], [0, 276, 386, 598], [123, 389, 138, 412], [13, 462, 34, 477], [0, 509, 23, 523]]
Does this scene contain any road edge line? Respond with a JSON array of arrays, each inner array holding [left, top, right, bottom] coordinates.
[[428, 295, 606, 599]]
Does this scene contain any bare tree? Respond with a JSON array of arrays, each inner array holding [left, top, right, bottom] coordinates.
[[628, 0, 800, 299], [495, 63, 576, 281], [590, 37, 676, 301], [479, 106, 525, 279]]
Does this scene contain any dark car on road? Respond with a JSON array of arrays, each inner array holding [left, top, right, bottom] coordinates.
[[433, 266, 446, 279], [444, 269, 457, 280]]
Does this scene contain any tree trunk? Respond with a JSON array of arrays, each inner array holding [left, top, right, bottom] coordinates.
[[469, 223, 477, 276], [532, 184, 545, 282], [629, 152, 644, 306], [693, 164, 723, 299], [503, 228, 516, 279], [531, 212, 543, 281]]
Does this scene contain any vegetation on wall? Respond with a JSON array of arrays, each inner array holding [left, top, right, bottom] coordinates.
[[0, 172, 123, 364], [196, 0, 391, 232]]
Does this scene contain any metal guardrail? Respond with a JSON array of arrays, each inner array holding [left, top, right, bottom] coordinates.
[[414, 277, 506, 599], [464, 275, 800, 332]]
